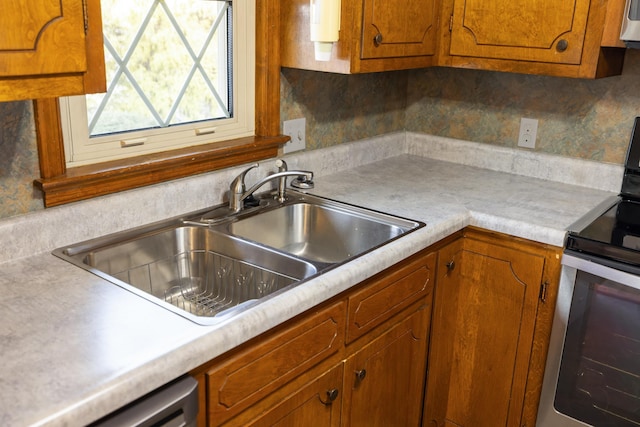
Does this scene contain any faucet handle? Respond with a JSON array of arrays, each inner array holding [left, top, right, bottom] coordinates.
[[275, 159, 288, 172], [231, 163, 259, 194]]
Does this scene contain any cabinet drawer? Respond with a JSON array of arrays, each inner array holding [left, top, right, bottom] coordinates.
[[206, 300, 346, 424], [346, 252, 435, 343]]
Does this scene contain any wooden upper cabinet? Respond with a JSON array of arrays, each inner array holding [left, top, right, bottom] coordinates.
[[437, 0, 627, 78], [360, 0, 437, 59], [449, 0, 590, 64], [0, 0, 106, 101], [281, 0, 439, 73], [0, 0, 87, 76]]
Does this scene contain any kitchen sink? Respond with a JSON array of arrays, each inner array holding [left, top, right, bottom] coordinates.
[[56, 224, 316, 324], [228, 201, 414, 264], [54, 191, 423, 325]]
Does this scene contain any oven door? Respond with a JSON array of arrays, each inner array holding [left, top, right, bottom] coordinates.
[[621, 0, 640, 45], [537, 253, 640, 426]]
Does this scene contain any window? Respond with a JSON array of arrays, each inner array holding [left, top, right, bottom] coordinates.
[[34, 0, 282, 208], [60, 0, 255, 166]]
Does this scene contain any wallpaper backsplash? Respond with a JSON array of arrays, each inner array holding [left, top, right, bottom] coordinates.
[[2, 50, 640, 219], [0, 101, 42, 218], [405, 49, 640, 164]]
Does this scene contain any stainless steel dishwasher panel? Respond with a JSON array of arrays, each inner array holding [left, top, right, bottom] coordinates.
[[91, 376, 198, 427]]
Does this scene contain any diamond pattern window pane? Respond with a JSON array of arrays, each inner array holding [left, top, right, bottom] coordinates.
[[87, 0, 231, 137]]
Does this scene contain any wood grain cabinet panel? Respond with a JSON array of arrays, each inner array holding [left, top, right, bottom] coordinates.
[[206, 301, 346, 425], [423, 228, 561, 427], [449, 0, 590, 64], [281, 0, 439, 73], [0, 0, 87, 76], [343, 306, 431, 427], [244, 364, 344, 427], [360, 0, 437, 59], [193, 249, 438, 427], [190, 232, 560, 427], [0, 0, 105, 101], [346, 252, 435, 343], [437, 0, 626, 78]]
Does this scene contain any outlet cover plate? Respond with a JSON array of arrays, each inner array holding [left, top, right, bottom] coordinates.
[[518, 117, 538, 149], [283, 118, 306, 153]]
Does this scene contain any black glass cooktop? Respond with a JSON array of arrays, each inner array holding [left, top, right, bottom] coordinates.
[[566, 117, 640, 273], [567, 198, 640, 270]]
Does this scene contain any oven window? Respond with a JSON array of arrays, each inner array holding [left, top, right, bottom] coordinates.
[[630, 0, 640, 20], [554, 270, 640, 426]]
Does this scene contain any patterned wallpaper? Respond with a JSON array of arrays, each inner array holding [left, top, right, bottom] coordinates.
[[2, 50, 640, 218], [0, 101, 42, 218], [280, 68, 407, 150], [405, 49, 640, 164], [282, 49, 640, 164]]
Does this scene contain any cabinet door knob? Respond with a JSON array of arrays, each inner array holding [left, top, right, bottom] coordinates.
[[556, 39, 568, 52], [373, 33, 383, 46], [355, 369, 367, 382], [446, 260, 455, 271], [320, 388, 340, 405]]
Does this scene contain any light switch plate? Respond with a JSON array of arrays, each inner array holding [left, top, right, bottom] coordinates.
[[283, 118, 306, 153]]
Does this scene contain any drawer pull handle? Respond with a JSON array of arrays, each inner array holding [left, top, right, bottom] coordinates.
[[320, 388, 339, 405], [446, 260, 455, 271], [373, 33, 383, 46], [355, 369, 367, 382]]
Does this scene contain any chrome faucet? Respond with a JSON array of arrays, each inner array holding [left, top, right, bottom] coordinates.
[[276, 159, 288, 202], [229, 161, 314, 212]]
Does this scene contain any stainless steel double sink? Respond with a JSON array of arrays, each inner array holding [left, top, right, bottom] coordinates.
[[54, 191, 424, 325]]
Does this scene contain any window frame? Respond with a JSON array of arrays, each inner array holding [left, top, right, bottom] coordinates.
[[63, 0, 255, 166], [33, 0, 286, 208]]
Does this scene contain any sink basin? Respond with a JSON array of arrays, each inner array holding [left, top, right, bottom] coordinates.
[[228, 202, 415, 263], [56, 225, 317, 325], [54, 191, 423, 325]]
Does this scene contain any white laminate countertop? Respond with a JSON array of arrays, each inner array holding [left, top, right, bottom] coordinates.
[[0, 133, 622, 426]]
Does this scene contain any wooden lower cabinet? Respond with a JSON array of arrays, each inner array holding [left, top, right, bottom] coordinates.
[[245, 364, 344, 427], [192, 249, 436, 427], [343, 306, 430, 427], [203, 301, 346, 425], [423, 228, 561, 427], [245, 302, 430, 427], [191, 228, 559, 427]]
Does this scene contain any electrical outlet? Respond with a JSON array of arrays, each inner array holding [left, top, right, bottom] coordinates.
[[283, 118, 306, 153], [518, 117, 538, 149]]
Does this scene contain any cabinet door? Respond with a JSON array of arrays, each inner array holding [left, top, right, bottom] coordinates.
[[0, 0, 105, 101], [206, 301, 346, 425], [245, 364, 343, 427], [0, 0, 87, 77], [424, 234, 546, 427], [361, 0, 438, 59], [280, 0, 438, 73], [343, 306, 430, 427], [449, 0, 590, 65]]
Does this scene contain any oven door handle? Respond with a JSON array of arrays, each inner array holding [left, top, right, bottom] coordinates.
[[562, 253, 640, 291]]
